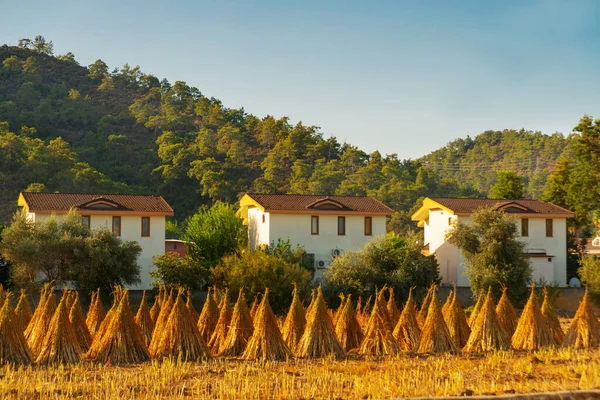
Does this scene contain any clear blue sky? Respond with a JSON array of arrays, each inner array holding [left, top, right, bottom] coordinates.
[[2, 0, 599, 159]]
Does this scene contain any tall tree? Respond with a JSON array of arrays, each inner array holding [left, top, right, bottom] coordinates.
[[490, 170, 524, 199]]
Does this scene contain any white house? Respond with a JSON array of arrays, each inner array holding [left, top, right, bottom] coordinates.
[[411, 197, 575, 287], [18, 192, 174, 289], [238, 193, 394, 281]]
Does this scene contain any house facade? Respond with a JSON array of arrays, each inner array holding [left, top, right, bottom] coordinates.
[[238, 193, 394, 281], [412, 197, 574, 287], [18, 192, 174, 289]]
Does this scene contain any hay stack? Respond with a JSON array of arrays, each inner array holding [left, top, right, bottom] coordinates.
[[511, 286, 556, 350], [333, 294, 347, 327], [208, 289, 232, 353], [197, 287, 220, 344], [243, 289, 292, 361], [135, 291, 154, 346], [86, 289, 106, 337], [0, 293, 34, 365], [305, 289, 317, 317], [249, 294, 260, 320], [149, 290, 174, 356], [295, 287, 345, 359], [468, 290, 484, 328], [562, 289, 600, 349], [495, 287, 518, 337], [69, 292, 92, 352], [149, 288, 163, 324], [86, 289, 150, 364], [219, 288, 254, 356], [417, 287, 459, 354], [393, 287, 421, 352], [387, 288, 401, 327], [282, 284, 306, 349], [443, 287, 471, 348], [152, 289, 211, 360], [186, 291, 199, 323], [335, 294, 363, 352], [441, 289, 454, 318], [26, 284, 57, 357], [36, 291, 82, 365], [417, 285, 434, 328], [359, 288, 400, 356], [14, 289, 33, 331], [541, 287, 564, 345], [463, 288, 509, 352], [356, 295, 372, 328]]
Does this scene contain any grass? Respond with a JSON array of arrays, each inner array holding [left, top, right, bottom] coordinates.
[[0, 348, 598, 399]]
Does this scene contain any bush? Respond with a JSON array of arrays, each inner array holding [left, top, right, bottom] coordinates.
[[151, 252, 205, 290], [579, 256, 600, 305]]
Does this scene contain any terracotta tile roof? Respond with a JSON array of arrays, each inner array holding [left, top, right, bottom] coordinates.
[[20, 193, 174, 214], [245, 194, 394, 214], [429, 197, 574, 216]]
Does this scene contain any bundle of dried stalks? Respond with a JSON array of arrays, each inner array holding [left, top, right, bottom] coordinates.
[[69, 292, 92, 352], [495, 286, 518, 338], [295, 287, 345, 359], [24, 283, 51, 341], [197, 287, 220, 344], [242, 289, 292, 361], [332, 294, 346, 327], [65, 290, 76, 311], [387, 288, 401, 327], [335, 294, 363, 352], [441, 289, 454, 318], [135, 291, 155, 346], [305, 289, 317, 317], [208, 289, 232, 353], [356, 295, 372, 328], [468, 290, 484, 328], [149, 290, 174, 356], [417, 285, 434, 328], [541, 287, 564, 345], [359, 289, 399, 356], [186, 291, 199, 323], [86, 289, 106, 337], [443, 287, 471, 348], [219, 288, 253, 356], [36, 291, 82, 365], [511, 286, 555, 350], [282, 284, 306, 349], [562, 289, 600, 349], [249, 294, 260, 320], [149, 288, 163, 324], [14, 289, 33, 332], [417, 287, 459, 354], [26, 284, 57, 357], [393, 287, 421, 352], [0, 293, 34, 365], [463, 288, 509, 352]]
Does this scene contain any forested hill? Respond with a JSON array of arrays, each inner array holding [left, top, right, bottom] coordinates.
[[0, 39, 574, 224]]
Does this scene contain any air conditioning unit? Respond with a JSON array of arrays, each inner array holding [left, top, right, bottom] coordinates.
[[332, 249, 343, 258], [316, 260, 326, 269]]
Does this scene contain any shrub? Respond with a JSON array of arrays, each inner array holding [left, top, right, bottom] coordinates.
[[579, 256, 600, 305], [151, 252, 205, 291]]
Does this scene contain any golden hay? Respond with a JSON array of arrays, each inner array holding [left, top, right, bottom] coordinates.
[[69, 292, 92, 352], [305, 289, 317, 317], [249, 294, 260, 320], [0, 292, 34, 365], [335, 294, 363, 352], [186, 291, 199, 324], [463, 288, 510, 352], [468, 290, 484, 328], [152, 290, 211, 361], [562, 289, 600, 349], [441, 289, 454, 318], [511, 286, 556, 350], [26, 284, 57, 357], [149, 290, 174, 356], [387, 287, 401, 327], [282, 284, 306, 349], [208, 289, 232, 353], [332, 294, 346, 327], [197, 287, 220, 344], [443, 287, 471, 349], [14, 289, 33, 332], [24, 283, 50, 341], [359, 288, 400, 356], [243, 289, 292, 361], [417, 285, 434, 328], [135, 290, 155, 346], [219, 288, 254, 357], [295, 287, 345, 359], [149, 288, 163, 324], [495, 286, 518, 337], [86, 289, 150, 364], [356, 295, 373, 328], [541, 287, 564, 346], [36, 291, 82, 365], [417, 287, 459, 354], [86, 289, 106, 337], [393, 287, 421, 352]]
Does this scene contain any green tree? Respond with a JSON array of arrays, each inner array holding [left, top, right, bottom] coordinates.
[[579, 256, 600, 305], [88, 59, 109, 80], [150, 252, 204, 290], [490, 170, 524, 199], [32, 35, 54, 55], [446, 207, 532, 305], [2, 56, 21, 73]]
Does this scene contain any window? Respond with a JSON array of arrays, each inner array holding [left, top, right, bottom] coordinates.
[[546, 219, 553, 237], [338, 216, 346, 236], [448, 217, 452, 226], [521, 218, 529, 237], [262, 214, 265, 223], [311, 216, 319, 235], [364, 217, 373, 236], [142, 217, 150, 237], [82, 215, 90, 229], [112, 216, 121, 236]]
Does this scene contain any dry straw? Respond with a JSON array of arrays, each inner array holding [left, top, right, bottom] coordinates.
[[356, 295, 372, 328], [443, 287, 471, 349], [541, 287, 564, 345], [495, 286, 518, 337], [36, 290, 82, 365], [441, 289, 454, 318], [149, 290, 174, 355], [468, 290, 485, 328], [332, 293, 346, 327], [69, 291, 92, 352], [208, 289, 232, 353], [149, 288, 163, 324], [14, 289, 33, 332], [417, 285, 434, 328], [0, 292, 34, 365], [219, 288, 254, 356], [197, 287, 220, 344], [463, 288, 510, 352], [417, 287, 459, 354], [249, 294, 260, 320], [393, 287, 421, 352], [511, 286, 556, 350], [387, 287, 401, 327], [282, 284, 306, 349], [26, 284, 57, 357], [335, 294, 363, 352], [135, 290, 155, 346], [186, 291, 199, 324], [562, 289, 600, 349], [86, 289, 106, 337], [359, 288, 400, 356], [295, 287, 345, 359], [243, 289, 292, 361]]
